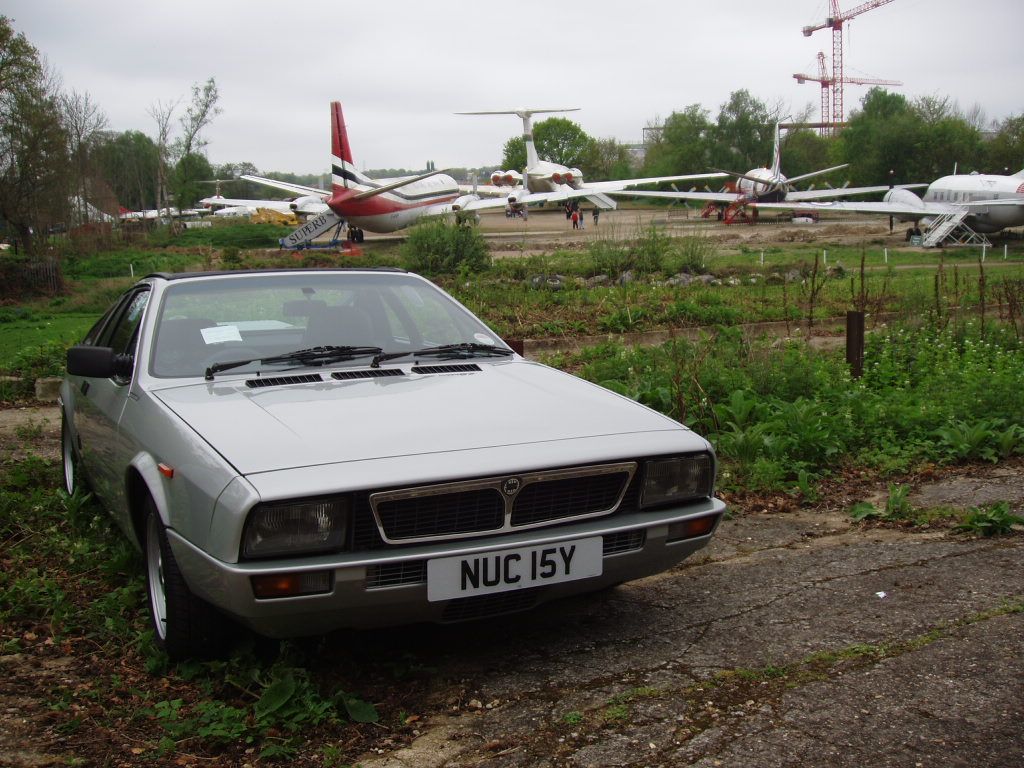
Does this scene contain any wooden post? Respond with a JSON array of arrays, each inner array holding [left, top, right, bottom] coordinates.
[[846, 311, 865, 378]]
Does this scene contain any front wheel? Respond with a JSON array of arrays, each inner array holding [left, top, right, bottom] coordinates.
[[143, 498, 233, 660], [61, 414, 81, 496]]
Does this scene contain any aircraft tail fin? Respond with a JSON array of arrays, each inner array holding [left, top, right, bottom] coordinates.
[[331, 101, 355, 190], [769, 123, 782, 179]]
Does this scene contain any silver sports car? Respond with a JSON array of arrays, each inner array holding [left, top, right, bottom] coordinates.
[[60, 268, 725, 659]]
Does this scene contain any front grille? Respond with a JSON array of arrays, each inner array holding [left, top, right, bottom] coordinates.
[[603, 529, 646, 556], [246, 373, 323, 388], [440, 587, 541, 623], [376, 488, 504, 540], [368, 462, 637, 545], [365, 560, 427, 588], [511, 471, 630, 527]]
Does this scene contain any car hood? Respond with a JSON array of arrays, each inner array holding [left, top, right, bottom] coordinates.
[[150, 361, 693, 476]]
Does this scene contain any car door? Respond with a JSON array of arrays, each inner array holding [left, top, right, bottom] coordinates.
[[75, 287, 150, 512]]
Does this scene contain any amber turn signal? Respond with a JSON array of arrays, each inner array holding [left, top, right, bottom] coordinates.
[[251, 571, 332, 599], [666, 514, 718, 543]]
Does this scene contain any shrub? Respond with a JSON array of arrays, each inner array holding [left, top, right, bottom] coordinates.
[[401, 219, 489, 275]]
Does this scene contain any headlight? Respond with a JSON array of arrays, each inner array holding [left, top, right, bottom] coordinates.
[[242, 498, 349, 559], [641, 454, 714, 508]]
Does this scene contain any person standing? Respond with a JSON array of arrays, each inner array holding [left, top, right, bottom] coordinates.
[[571, 209, 579, 229], [592, 207, 600, 226]]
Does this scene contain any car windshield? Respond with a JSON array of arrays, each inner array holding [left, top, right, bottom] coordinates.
[[149, 271, 506, 378]]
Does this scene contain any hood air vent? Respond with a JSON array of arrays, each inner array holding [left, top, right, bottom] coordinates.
[[331, 369, 405, 381], [246, 373, 323, 388], [412, 364, 482, 375]]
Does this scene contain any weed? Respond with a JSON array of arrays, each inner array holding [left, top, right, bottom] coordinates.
[[14, 419, 44, 440], [885, 483, 913, 519], [563, 711, 584, 725], [956, 501, 1024, 536]]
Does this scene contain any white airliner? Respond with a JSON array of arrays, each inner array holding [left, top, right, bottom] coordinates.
[[459, 108, 725, 209], [237, 102, 514, 233], [198, 194, 328, 217], [752, 169, 1024, 237], [612, 124, 923, 221]]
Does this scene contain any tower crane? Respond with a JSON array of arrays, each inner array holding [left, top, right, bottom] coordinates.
[[793, 51, 901, 136], [802, 0, 896, 133]]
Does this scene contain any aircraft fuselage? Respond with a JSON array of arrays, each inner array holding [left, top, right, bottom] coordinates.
[[922, 173, 1024, 233]]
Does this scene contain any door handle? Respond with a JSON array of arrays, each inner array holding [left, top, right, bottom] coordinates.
[[80, 381, 90, 396]]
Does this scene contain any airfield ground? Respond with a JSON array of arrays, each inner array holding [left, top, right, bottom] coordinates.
[[0, 215, 1022, 767], [0, 407, 1021, 767]]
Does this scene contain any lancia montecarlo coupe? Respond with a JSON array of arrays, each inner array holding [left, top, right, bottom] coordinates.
[[60, 268, 726, 659]]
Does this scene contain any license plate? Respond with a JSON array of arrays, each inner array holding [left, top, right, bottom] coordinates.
[[426, 536, 603, 602]]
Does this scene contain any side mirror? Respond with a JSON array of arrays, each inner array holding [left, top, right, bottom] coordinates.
[[67, 346, 134, 379]]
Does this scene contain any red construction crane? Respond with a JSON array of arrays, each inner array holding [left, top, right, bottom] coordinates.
[[793, 51, 901, 136], [802, 0, 896, 134]]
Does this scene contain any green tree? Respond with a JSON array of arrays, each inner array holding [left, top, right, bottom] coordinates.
[[171, 152, 214, 208], [835, 88, 922, 186], [501, 117, 594, 170], [0, 16, 69, 254], [580, 137, 635, 181], [711, 90, 775, 171], [641, 105, 714, 178], [172, 77, 220, 210], [984, 114, 1024, 174], [779, 128, 833, 180], [94, 130, 160, 211]]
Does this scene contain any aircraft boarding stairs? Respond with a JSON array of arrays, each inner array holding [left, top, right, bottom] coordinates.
[[921, 209, 991, 248]]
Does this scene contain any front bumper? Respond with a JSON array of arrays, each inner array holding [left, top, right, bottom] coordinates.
[[168, 497, 726, 638]]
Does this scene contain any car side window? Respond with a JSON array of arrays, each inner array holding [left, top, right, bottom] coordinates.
[[102, 290, 150, 356]]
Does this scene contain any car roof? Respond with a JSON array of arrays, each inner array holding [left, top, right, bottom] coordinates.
[[142, 267, 408, 282]]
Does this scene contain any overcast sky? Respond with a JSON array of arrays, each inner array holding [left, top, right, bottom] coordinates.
[[6, 0, 1022, 176]]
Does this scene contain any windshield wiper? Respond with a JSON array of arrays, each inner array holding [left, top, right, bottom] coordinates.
[[204, 345, 383, 381], [371, 342, 513, 368]]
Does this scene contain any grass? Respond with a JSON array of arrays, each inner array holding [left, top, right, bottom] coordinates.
[[0, 314, 97, 370]]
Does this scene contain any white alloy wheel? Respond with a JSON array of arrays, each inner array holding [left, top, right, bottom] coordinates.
[[146, 511, 168, 641], [61, 418, 76, 495]]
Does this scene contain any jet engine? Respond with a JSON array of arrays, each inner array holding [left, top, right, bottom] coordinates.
[[548, 168, 583, 187], [451, 195, 478, 211], [490, 170, 522, 187], [289, 194, 326, 213], [882, 187, 925, 210]]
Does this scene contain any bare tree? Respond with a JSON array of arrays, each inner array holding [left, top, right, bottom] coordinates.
[[147, 97, 178, 216], [62, 89, 107, 224], [177, 77, 221, 159]]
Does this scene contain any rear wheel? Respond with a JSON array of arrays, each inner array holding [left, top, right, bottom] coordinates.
[[143, 498, 233, 660]]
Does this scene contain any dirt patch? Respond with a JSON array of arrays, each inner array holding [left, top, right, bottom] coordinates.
[[0, 405, 60, 463]]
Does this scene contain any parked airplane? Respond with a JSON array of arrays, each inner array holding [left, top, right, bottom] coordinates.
[[458, 108, 726, 208], [611, 123, 923, 221], [238, 102, 515, 234], [198, 194, 329, 217], [752, 169, 1024, 239], [241, 102, 724, 235]]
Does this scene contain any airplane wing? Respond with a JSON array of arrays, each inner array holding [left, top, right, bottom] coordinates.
[[751, 200, 954, 216], [582, 172, 726, 192], [607, 189, 739, 203], [785, 183, 929, 202], [457, 183, 515, 198], [754, 196, 1024, 216], [200, 196, 296, 212], [240, 175, 328, 197]]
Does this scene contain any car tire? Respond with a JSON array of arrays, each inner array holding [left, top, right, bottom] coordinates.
[[143, 497, 233, 660], [61, 414, 84, 496]]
